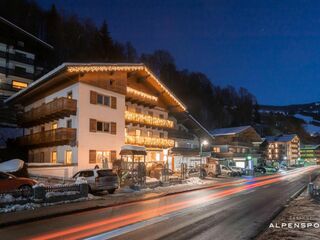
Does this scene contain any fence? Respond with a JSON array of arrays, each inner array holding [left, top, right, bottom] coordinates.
[[0, 183, 88, 208]]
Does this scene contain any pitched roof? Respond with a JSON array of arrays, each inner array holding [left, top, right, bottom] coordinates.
[[5, 63, 186, 111], [265, 134, 297, 143], [0, 17, 53, 49], [210, 126, 252, 137]]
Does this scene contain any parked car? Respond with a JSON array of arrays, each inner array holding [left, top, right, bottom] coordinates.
[[229, 166, 244, 176], [73, 169, 119, 194], [264, 165, 278, 173], [254, 166, 266, 174], [220, 165, 237, 177], [0, 171, 37, 194]]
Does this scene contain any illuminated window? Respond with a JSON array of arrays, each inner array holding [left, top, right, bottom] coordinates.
[[65, 150, 72, 164], [52, 122, 58, 130], [125, 127, 128, 136], [67, 91, 72, 99], [51, 151, 57, 163], [159, 132, 164, 138], [12, 80, 28, 89], [136, 129, 141, 136], [147, 131, 153, 137]]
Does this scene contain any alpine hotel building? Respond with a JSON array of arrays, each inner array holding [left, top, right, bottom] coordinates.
[[5, 63, 211, 178]]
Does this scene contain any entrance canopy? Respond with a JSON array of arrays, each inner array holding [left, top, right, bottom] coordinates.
[[120, 145, 147, 156]]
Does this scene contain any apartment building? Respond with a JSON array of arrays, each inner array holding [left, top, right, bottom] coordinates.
[[211, 126, 262, 168], [299, 145, 320, 166], [5, 63, 211, 178], [264, 134, 300, 166], [0, 17, 53, 100]]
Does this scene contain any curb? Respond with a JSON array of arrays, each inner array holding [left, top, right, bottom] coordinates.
[[0, 182, 221, 228]]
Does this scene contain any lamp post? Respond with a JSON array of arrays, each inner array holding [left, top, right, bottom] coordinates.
[[199, 140, 208, 178]]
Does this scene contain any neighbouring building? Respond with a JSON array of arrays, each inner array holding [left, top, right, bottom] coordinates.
[[5, 63, 212, 178], [0, 17, 53, 100], [211, 126, 263, 169], [264, 134, 300, 166], [300, 145, 320, 166]]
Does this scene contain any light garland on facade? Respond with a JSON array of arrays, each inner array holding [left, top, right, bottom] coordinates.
[[66, 64, 187, 111], [125, 135, 175, 148], [125, 111, 174, 128], [127, 87, 158, 102]]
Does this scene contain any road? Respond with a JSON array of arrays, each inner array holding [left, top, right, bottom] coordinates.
[[1, 166, 319, 240]]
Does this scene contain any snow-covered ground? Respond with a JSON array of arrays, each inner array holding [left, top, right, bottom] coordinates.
[[294, 113, 320, 135]]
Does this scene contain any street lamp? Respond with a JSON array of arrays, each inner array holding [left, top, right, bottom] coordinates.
[[199, 140, 209, 175]]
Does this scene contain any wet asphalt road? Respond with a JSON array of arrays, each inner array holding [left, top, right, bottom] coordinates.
[[1, 166, 319, 240]]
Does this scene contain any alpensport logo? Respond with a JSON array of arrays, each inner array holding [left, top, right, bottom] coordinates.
[[269, 222, 320, 229]]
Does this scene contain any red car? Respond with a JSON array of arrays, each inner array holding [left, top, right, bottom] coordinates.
[[0, 172, 37, 193]]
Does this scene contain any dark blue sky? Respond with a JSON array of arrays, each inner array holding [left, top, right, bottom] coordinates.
[[37, 0, 320, 105]]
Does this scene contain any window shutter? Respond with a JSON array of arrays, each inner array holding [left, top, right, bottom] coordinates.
[[90, 91, 97, 104], [111, 151, 117, 162], [89, 150, 96, 164], [111, 122, 117, 135], [89, 119, 97, 132], [111, 96, 117, 109]]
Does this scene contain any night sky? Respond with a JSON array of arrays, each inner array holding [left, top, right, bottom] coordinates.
[[37, 0, 320, 105]]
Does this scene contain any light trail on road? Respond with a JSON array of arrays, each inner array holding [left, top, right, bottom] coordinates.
[[29, 166, 318, 240]]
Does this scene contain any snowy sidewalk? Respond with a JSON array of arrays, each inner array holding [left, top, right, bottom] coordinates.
[[0, 177, 232, 227], [257, 177, 320, 240]]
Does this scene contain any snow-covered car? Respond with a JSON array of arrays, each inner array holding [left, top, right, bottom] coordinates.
[[73, 169, 119, 194], [220, 165, 237, 177], [0, 172, 37, 194]]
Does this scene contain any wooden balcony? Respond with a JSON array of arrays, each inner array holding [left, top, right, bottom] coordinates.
[[17, 128, 76, 148], [20, 97, 77, 127], [126, 87, 158, 107], [125, 135, 174, 149], [125, 111, 174, 129]]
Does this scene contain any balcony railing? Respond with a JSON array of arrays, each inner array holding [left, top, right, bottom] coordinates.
[[0, 82, 20, 92], [9, 53, 34, 65], [126, 87, 158, 107], [125, 135, 175, 148], [7, 68, 34, 79], [125, 111, 174, 129], [20, 97, 77, 127], [17, 128, 76, 148]]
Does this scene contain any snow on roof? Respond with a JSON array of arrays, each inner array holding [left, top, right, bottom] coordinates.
[[265, 134, 297, 143], [0, 17, 53, 49], [210, 126, 252, 136], [300, 145, 320, 150], [0, 159, 24, 173]]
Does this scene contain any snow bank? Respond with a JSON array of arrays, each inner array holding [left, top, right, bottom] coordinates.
[[146, 177, 159, 183], [45, 191, 79, 198], [185, 177, 206, 185], [0, 159, 24, 173]]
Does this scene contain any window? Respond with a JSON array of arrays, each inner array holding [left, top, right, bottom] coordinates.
[[79, 171, 94, 177], [51, 151, 57, 163], [147, 130, 153, 137], [125, 128, 128, 136], [12, 80, 28, 89], [159, 114, 164, 119], [67, 119, 72, 128], [97, 121, 110, 132], [15, 66, 26, 73], [67, 91, 73, 99], [52, 122, 58, 130], [30, 129, 33, 135], [136, 108, 142, 113], [148, 111, 153, 116], [17, 41, 24, 47], [41, 126, 45, 132], [40, 152, 44, 163], [136, 129, 141, 136], [65, 150, 72, 164], [97, 94, 103, 104], [104, 96, 110, 106], [159, 132, 164, 138]]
